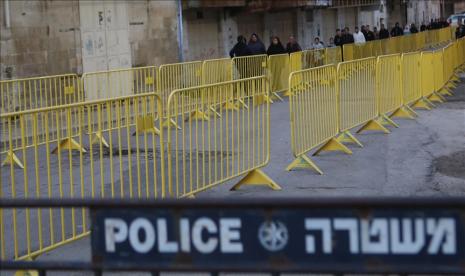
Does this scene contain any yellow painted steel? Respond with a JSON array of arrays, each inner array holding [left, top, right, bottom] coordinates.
[[231, 54, 267, 80], [401, 52, 422, 107], [290, 49, 325, 72], [342, 44, 354, 61], [420, 51, 436, 100], [325, 47, 342, 65], [337, 57, 378, 132], [286, 65, 351, 174], [268, 54, 290, 96], [158, 61, 203, 118], [0, 74, 82, 113], [202, 58, 233, 85], [376, 54, 403, 117], [82, 66, 157, 101], [166, 76, 280, 198], [0, 93, 164, 261]]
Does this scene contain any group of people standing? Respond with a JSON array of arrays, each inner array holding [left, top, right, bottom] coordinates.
[[230, 18, 462, 58], [229, 34, 302, 58]]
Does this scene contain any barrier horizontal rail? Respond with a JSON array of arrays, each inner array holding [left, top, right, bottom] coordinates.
[[0, 74, 82, 113], [166, 76, 280, 198], [0, 93, 164, 260], [286, 65, 351, 174], [82, 66, 157, 101]]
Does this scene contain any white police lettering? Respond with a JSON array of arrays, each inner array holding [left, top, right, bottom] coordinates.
[[304, 217, 457, 255], [104, 217, 244, 254], [105, 218, 128, 252]]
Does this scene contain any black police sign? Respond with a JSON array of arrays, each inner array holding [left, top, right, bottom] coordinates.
[[90, 200, 465, 273]]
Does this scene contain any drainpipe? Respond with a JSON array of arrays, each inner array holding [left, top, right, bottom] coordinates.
[[4, 0, 11, 28], [176, 0, 184, 62]]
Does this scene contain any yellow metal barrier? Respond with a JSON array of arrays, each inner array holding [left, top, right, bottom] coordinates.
[[342, 44, 354, 61], [231, 54, 267, 80], [401, 52, 423, 111], [0, 74, 82, 113], [337, 57, 383, 134], [325, 47, 342, 65], [290, 49, 325, 72], [0, 93, 164, 260], [268, 53, 289, 99], [374, 54, 408, 124], [82, 66, 157, 101], [419, 51, 437, 107], [166, 76, 280, 198], [286, 65, 351, 174], [202, 58, 233, 85]]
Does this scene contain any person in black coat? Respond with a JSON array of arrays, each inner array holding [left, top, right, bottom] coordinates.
[[286, 35, 302, 53], [410, 23, 419, 34], [365, 25, 375, 41], [342, 27, 354, 44], [267, 36, 286, 55], [334, 29, 343, 46], [390, 22, 404, 37], [420, 22, 427, 32], [248, 33, 266, 55], [379, 24, 390, 39], [229, 35, 251, 58]]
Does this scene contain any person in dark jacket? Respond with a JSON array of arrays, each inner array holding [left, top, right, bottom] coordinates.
[[456, 21, 465, 39], [390, 22, 404, 37], [365, 25, 375, 41], [267, 36, 286, 55], [410, 23, 419, 34], [342, 27, 354, 44], [420, 22, 427, 32], [379, 24, 390, 39], [248, 33, 266, 55], [229, 35, 251, 58], [373, 26, 379, 39], [334, 28, 343, 46], [286, 35, 302, 53], [361, 25, 368, 40]]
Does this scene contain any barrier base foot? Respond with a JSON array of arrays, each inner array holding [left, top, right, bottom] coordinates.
[[381, 114, 399, 128], [188, 110, 210, 121], [356, 119, 390, 134], [336, 131, 363, 148], [428, 92, 445, 103], [208, 106, 222, 118], [313, 138, 352, 156], [92, 131, 110, 147], [14, 270, 38, 276], [412, 98, 434, 110], [223, 101, 239, 110], [2, 151, 24, 169], [282, 90, 291, 97], [390, 106, 415, 120], [286, 155, 323, 175], [238, 98, 249, 109], [271, 92, 284, 102], [230, 169, 281, 191], [51, 138, 87, 154], [404, 105, 419, 117], [439, 87, 453, 96], [162, 118, 181, 130]]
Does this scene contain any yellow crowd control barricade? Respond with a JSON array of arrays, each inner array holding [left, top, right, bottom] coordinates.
[[353, 42, 372, 59], [231, 54, 267, 80], [286, 65, 352, 174], [0, 93, 164, 261], [267, 53, 289, 100], [158, 61, 203, 126], [202, 58, 233, 85], [416, 51, 437, 109], [290, 49, 325, 72], [325, 47, 342, 65], [337, 57, 382, 135], [165, 76, 280, 198], [0, 74, 82, 113], [440, 43, 456, 96], [342, 44, 354, 61], [371, 40, 384, 57], [374, 54, 409, 125], [82, 66, 157, 101], [430, 49, 446, 103], [400, 52, 423, 113]]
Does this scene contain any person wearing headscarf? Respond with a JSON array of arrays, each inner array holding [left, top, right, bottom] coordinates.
[[229, 35, 251, 58], [248, 33, 266, 55], [266, 36, 286, 55]]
